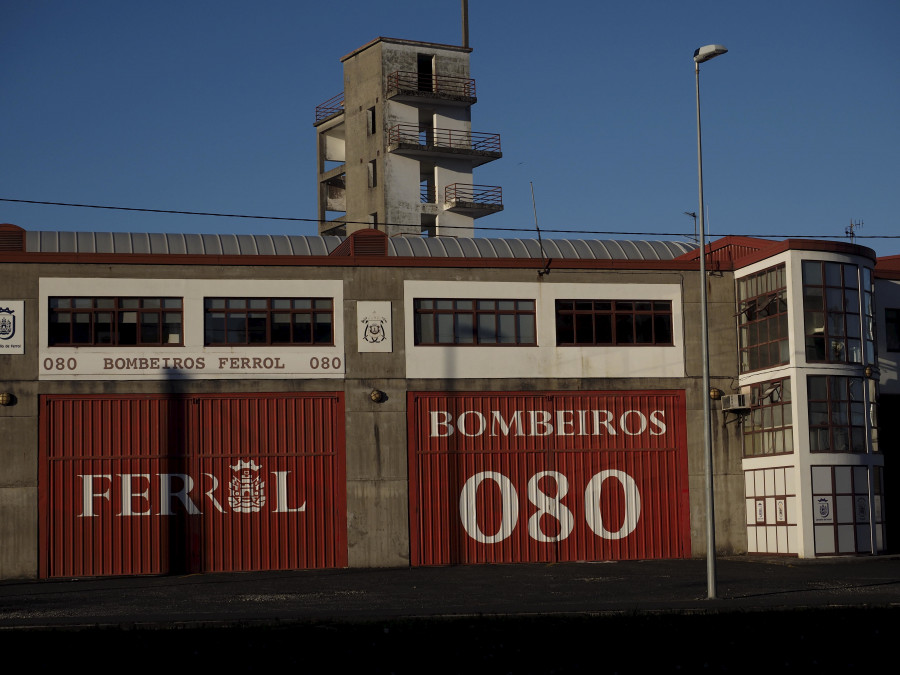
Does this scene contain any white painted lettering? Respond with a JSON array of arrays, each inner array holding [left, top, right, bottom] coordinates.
[[649, 410, 667, 436], [459, 472, 518, 543], [457, 411, 486, 437], [576, 410, 590, 436], [272, 471, 307, 513], [555, 410, 576, 436], [528, 410, 554, 436], [591, 410, 617, 435], [584, 470, 641, 539], [202, 473, 226, 513], [77, 474, 112, 517], [620, 410, 648, 436], [429, 411, 454, 437], [490, 410, 524, 436], [157, 474, 202, 515], [527, 471, 574, 542], [117, 473, 151, 516]]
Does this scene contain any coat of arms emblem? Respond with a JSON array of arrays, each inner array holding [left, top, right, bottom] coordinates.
[[817, 497, 830, 519], [228, 460, 265, 512], [361, 313, 388, 343], [0, 307, 15, 341]]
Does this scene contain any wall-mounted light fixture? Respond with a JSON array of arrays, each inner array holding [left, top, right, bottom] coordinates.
[[708, 387, 723, 401], [369, 389, 386, 403], [864, 365, 879, 380], [0, 393, 13, 406]]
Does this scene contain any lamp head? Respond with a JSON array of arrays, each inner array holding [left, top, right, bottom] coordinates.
[[694, 44, 728, 63]]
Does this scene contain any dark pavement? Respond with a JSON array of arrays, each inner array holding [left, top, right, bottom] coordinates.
[[2, 556, 898, 671]]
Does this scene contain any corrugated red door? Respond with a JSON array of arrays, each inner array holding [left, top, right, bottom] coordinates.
[[40, 393, 346, 578], [408, 391, 690, 565]]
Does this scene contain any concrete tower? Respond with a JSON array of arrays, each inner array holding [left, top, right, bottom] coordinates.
[[314, 38, 503, 237]]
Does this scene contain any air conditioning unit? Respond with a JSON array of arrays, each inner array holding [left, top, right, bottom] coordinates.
[[721, 394, 750, 413]]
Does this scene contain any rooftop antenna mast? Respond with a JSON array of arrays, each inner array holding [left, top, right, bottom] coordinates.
[[683, 211, 699, 243], [846, 219, 863, 244], [531, 182, 552, 276], [461, 0, 469, 48]]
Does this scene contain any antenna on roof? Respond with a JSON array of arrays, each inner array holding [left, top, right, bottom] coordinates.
[[531, 182, 552, 276], [846, 219, 863, 244], [461, 0, 469, 48], [683, 211, 699, 243]]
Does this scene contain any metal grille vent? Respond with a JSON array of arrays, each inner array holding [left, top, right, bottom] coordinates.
[[0, 227, 25, 251], [351, 230, 388, 256]]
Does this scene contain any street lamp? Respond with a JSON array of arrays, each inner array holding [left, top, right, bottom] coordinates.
[[694, 43, 727, 601]]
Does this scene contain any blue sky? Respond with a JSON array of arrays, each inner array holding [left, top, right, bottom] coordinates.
[[2, 1, 898, 254]]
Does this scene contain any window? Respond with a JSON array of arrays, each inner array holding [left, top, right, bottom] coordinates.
[[807, 375, 872, 453], [366, 106, 376, 135], [368, 159, 377, 188], [48, 297, 183, 346], [743, 377, 792, 456], [204, 298, 333, 346], [555, 300, 672, 346], [414, 299, 536, 345], [887, 308, 900, 352], [802, 261, 873, 363], [737, 264, 788, 372], [811, 465, 885, 554]]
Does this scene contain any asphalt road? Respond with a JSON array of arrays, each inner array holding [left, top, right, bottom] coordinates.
[[2, 556, 898, 672]]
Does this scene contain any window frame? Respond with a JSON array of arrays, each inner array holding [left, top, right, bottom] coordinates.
[[807, 375, 868, 454], [802, 260, 863, 364], [48, 296, 183, 347], [737, 264, 789, 373], [742, 376, 793, 457], [554, 299, 673, 347], [203, 297, 334, 347], [413, 298, 537, 346]]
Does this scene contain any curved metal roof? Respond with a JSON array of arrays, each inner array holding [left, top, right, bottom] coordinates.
[[387, 237, 696, 260], [25, 231, 697, 261], [26, 231, 344, 256]]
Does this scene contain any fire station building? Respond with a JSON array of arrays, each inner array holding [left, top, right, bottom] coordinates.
[[0, 223, 892, 579]]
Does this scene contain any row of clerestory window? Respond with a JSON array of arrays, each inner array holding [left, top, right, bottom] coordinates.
[[48, 296, 676, 348]]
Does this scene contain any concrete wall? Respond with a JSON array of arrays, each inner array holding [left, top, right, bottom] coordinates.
[[0, 258, 748, 578], [338, 39, 480, 236], [0, 265, 39, 578], [682, 266, 744, 556]]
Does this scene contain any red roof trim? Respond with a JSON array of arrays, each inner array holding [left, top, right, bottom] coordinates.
[[677, 236, 876, 269], [674, 235, 776, 262]]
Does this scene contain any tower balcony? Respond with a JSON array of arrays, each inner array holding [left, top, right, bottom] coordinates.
[[386, 71, 476, 106], [387, 124, 501, 166], [443, 184, 503, 217], [314, 92, 345, 125]]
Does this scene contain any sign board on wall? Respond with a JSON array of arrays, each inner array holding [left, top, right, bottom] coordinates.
[[0, 301, 24, 354], [357, 301, 392, 352]]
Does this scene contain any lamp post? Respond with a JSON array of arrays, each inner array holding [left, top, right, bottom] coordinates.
[[694, 43, 727, 600]]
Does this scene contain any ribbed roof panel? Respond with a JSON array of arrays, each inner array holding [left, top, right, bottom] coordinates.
[[24, 231, 696, 261]]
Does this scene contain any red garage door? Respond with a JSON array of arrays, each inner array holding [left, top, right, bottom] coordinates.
[[409, 391, 690, 565], [40, 393, 346, 578]]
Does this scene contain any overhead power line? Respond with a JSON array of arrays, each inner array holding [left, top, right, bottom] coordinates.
[[2, 197, 898, 240]]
